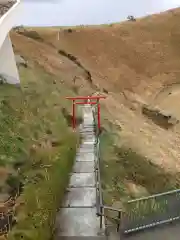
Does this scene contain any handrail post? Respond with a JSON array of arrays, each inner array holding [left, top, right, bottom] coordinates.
[[100, 205, 103, 229], [117, 211, 121, 232]]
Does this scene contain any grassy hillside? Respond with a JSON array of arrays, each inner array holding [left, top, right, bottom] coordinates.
[[4, 7, 180, 236], [0, 38, 81, 239]]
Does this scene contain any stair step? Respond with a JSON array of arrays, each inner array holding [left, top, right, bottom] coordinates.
[[76, 152, 95, 162], [77, 149, 95, 154], [55, 208, 104, 238], [81, 141, 95, 144], [79, 147, 95, 153], [62, 187, 96, 207], [69, 173, 95, 187], [55, 107, 106, 239], [73, 161, 94, 173], [55, 236, 106, 240]]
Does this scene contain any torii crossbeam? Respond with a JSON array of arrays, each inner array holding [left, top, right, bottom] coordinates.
[[66, 95, 106, 130]]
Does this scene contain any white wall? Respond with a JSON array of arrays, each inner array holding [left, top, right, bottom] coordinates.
[[0, 0, 21, 48], [0, 34, 20, 84], [0, 0, 21, 84]]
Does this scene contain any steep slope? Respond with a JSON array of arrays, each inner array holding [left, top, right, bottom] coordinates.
[[36, 8, 180, 98], [32, 8, 180, 175], [8, 7, 180, 217], [0, 32, 86, 239]]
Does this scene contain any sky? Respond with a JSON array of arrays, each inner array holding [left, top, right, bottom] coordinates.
[[17, 0, 180, 26]]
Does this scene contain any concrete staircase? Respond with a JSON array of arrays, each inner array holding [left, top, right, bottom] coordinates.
[[55, 105, 106, 240]]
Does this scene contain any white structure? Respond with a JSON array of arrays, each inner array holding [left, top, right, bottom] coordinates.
[[0, 0, 21, 84]]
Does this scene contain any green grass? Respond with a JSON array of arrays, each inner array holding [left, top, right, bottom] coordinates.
[[8, 142, 76, 240], [100, 128, 180, 207], [0, 61, 78, 239]]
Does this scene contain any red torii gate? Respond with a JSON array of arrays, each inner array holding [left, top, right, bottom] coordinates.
[[66, 96, 106, 130]]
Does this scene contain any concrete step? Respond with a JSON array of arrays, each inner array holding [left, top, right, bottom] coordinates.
[[80, 132, 94, 136], [62, 187, 96, 207], [106, 225, 120, 240], [81, 126, 94, 129], [81, 126, 94, 130], [81, 134, 95, 138], [81, 128, 94, 131], [80, 129, 94, 133], [81, 138, 96, 144], [77, 148, 95, 154], [55, 107, 107, 239], [81, 125, 94, 129], [73, 161, 95, 173], [76, 152, 95, 162], [55, 208, 105, 238], [79, 146, 95, 153], [79, 143, 95, 149], [56, 236, 106, 240], [69, 173, 95, 187], [82, 141, 96, 145]]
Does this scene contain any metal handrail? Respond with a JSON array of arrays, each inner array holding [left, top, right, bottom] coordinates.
[[93, 106, 180, 236], [93, 108, 122, 232], [127, 188, 180, 203]]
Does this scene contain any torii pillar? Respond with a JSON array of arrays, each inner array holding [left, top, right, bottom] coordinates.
[[66, 96, 106, 130]]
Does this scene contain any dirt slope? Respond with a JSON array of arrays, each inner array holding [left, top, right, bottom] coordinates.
[[28, 8, 180, 174], [9, 8, 180, 204], [36, 8, 180, 98]]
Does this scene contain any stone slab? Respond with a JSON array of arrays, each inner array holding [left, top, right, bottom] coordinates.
[[69, 173, 95, 187], [78, 148, 95, 154], [55, 237, 106, 240], [77, 143, 94, 148], [82, 141, 95, 146], [55, 208, 102, 237], [81, 135, 95, 140], [79, 148, 95, 154], [83, 137, 96, 142], [73, 161, 94, 173], [76, 152, 95, 162], [62, 188, 96, 207]]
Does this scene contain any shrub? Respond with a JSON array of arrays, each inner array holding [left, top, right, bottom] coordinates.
[[18, 31, 43, 42]]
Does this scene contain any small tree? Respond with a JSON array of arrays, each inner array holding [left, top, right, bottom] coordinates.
[[6, 174, 21, 197], [127, 15, 136, 21]]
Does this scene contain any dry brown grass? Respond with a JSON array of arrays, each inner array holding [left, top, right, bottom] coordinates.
[[30, 8, 180, 173], [34, 8, 180, 98]]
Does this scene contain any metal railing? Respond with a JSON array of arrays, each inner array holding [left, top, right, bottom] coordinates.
[[95, 136, 104, 227], [121, 188, 180, 235], [93, 107, 122, 233], [94, 135, 122, 232], [0, 210, 14, 236], [92, 105, 180, 237], [0, 194, 17, 236]]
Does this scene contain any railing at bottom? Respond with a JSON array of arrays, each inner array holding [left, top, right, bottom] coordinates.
[[94, 136, 103, 224], [93, 110, 122, 233], [104, 206, 122, 232], [121, 188, 180, 235], [0, 196, 17, 236], [93, 107, 180, 237], [94, 131, 122, 232]]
